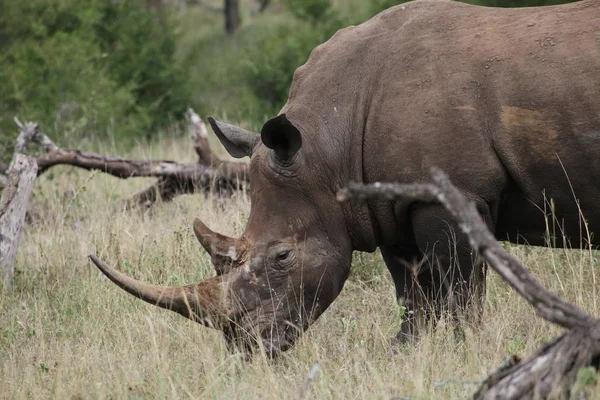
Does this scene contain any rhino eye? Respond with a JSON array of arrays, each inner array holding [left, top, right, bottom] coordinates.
[[276, 250, 291, 261]]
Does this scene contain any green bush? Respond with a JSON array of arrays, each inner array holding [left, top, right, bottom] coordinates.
[[243, 0, 346, 114], [0, 0, 189, 158], [284, 0, 333, 25], [244, 23, 323, 113]]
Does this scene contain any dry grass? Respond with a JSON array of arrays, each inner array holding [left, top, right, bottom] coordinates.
[[1, 133, 599, 399]]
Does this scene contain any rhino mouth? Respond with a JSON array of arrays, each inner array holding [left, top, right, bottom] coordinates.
[[223, 317, 305, 357]]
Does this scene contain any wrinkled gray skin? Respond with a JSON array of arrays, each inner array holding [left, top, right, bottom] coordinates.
[[92, 0, 600, 355]]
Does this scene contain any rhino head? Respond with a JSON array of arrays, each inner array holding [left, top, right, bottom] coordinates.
[[91, 114, 353, 356]]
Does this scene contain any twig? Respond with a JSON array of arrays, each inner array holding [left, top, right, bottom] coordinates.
[[297, 363, 321, 400], [61, 170, 99, 222]]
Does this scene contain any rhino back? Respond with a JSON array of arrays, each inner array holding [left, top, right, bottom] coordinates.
[[285, 0, 600, 245]]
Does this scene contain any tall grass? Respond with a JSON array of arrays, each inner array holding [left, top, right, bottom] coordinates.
[[1, 134, 599, 399]]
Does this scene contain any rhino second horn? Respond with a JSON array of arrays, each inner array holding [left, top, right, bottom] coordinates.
[[207, 116, 260, 159], [193, 218, 240, 275], [89, 255, 229, 329]]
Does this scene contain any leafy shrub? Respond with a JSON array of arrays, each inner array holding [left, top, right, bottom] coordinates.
[[284, 0, 333, 25], [0, 0, 189, 158], [244, 23, 323, 113], [243, 0, 346, 114]]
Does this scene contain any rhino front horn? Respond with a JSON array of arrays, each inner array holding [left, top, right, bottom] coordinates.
[[193, 218, 244, 275], [89, 255, 230, 329]]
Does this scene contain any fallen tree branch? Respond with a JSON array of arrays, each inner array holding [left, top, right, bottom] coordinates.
[[11, 110, 249, 207], [0, 154, 38, 287], [338, 168, 600, 399], [130, 109, 249, 206]]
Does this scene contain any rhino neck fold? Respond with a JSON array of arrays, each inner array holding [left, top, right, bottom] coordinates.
[[279, 101, 379, 253]]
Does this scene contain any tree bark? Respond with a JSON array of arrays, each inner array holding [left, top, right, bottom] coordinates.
[[339, 168, 600, 399], [224, 0, 240, 34], [0, 154, 38, 287]]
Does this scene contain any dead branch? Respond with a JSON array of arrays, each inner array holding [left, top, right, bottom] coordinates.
[[11, 111, 249, 207], [130, 109, 248, 206], [0, 154, 38, 287], [338, 168, 600, 399], [188, 108, 217, 166]]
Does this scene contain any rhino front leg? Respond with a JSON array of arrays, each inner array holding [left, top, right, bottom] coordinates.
[[382, 201, 492, 344], [409, 202, 491, 338]]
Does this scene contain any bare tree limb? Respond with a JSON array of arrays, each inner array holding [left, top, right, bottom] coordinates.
[[11, 111, 249, 207], [0, 154, 38, 287], [188, 108, 217, 166], [338, 167, 600, 399], [130, 109, 248, 206]]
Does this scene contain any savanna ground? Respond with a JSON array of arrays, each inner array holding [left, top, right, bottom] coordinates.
[[2, 0, 597, 398], [2, 134, 600, 399]]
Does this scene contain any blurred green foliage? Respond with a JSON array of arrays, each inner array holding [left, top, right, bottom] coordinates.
[[284, 0, 333, 25], [0, 0, 189, 158]]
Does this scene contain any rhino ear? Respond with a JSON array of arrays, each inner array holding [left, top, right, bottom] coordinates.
[[261, 114, 302, 160], [207, 117, 260, 158]]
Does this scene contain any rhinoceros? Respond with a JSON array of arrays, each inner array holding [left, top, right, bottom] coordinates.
[[90, 0, 600, 355]]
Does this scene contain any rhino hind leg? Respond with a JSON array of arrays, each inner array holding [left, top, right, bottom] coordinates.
[[380, 244, 428, 344]]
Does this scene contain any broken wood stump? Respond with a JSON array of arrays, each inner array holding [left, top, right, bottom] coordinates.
[[0, 154, 38, 287]]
